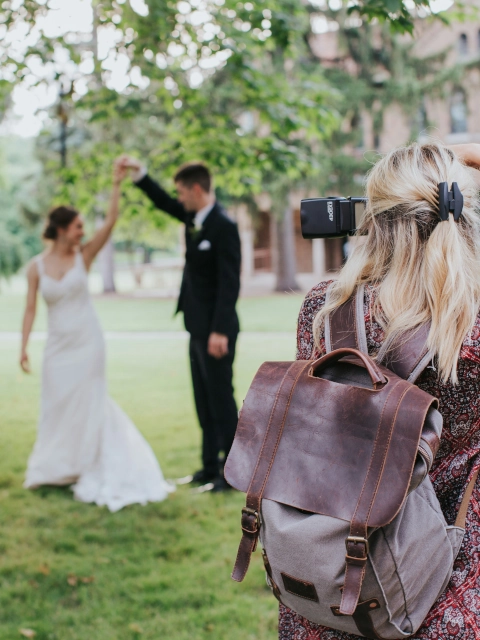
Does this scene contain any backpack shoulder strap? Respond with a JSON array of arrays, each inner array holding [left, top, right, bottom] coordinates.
[[376, 325, 431, 383], [324, 283, 367, 354], [325, 283, 431, 382]]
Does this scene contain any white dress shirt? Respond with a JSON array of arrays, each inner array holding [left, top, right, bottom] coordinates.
[[194, 202, 215, 229]]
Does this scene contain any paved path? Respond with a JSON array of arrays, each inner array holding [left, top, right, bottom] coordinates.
[[0, 331, 295, 342]]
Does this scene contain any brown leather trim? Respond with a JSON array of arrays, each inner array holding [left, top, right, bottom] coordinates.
[[340, 379, 411, 615], [231, 360, 310, 582], [232, 529, 257, 582], [369, 386, 439, 527], [352, 599, 384, 639], [418, 412, 442, 467], [309, 348, 387, 389], [281, 572, 319, 602], [331, 598, 384, 640], [455, 468, 479, 528], [262, 550, 282, 601], [420, 428, 441, 460]]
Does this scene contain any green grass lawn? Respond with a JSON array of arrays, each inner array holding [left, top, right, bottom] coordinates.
[[0, 293, 304, 333], [0, 333, 296, 640]]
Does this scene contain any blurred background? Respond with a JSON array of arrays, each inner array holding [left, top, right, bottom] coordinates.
[[0, 1, 479, 638], [2, 0, 478, 297]]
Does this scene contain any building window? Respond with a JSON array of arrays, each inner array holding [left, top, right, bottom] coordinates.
[[450, 90, 468, 134], [458, 33, 469, 58]]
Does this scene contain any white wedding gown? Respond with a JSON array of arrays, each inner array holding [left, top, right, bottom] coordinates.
[[24, 251, 174, 512]]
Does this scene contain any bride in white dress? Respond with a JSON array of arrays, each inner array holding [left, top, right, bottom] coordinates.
[[20, 162, 174, 512]]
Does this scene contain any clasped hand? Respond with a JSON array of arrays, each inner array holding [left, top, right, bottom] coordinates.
[[113, 154, 143, 185]]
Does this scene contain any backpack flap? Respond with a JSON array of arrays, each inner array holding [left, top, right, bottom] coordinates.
[[226, 349, 439, 525]]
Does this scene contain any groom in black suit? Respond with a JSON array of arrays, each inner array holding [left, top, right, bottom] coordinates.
[[120, 157, 241, 492]]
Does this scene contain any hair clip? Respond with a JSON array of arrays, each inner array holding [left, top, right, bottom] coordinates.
[[438, 182, 463, 222]]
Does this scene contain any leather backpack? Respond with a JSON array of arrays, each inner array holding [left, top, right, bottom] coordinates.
[[225, 285, 478, 640]]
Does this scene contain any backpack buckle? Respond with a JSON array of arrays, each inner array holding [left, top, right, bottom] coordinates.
[[345, 536, 369, 557], [241, 507, 260, 534]]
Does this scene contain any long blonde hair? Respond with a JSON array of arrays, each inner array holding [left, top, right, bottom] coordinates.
[[313, 142, 480, 383]]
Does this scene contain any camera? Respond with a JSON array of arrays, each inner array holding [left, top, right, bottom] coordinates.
[[300, 197, 368, 239]]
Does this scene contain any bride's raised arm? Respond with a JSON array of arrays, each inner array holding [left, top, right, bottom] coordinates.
[[81, 161, 127, 271]]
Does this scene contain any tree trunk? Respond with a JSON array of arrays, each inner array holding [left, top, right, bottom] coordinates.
[[274, 205, 300, 292]]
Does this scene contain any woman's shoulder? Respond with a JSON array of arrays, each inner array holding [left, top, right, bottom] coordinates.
[[299, 280, 334, 315], [296, 280, 334, 360], [26, 253, 47, 277]]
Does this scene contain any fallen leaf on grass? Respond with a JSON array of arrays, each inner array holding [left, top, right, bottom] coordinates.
[[38, 564, 49, 576], [28, 580, 39, 589], [19, 630, 36, 638], [128, 623, 143, 634], [81, 576, 95, 584], [67, 574, 78, 586]]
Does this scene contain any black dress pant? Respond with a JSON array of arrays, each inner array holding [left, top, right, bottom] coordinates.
[[189, 335, 238, 477]]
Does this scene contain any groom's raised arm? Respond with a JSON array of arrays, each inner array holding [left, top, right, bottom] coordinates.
[[134, 173, 187, 224]]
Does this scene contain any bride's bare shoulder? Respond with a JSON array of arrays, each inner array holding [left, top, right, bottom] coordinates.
[[26, 252, 48, 279]]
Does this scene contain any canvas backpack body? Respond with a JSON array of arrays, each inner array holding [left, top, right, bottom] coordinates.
[[224, 285, 478, 640]]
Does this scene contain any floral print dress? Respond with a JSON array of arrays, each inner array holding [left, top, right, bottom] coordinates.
[[279, 281, 480, 640]]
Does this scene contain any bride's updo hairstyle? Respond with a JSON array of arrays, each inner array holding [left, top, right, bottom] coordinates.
[[314, 142, 480, 383], [43, 206, 79, 241]]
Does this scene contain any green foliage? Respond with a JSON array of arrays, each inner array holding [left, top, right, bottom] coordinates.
[[0, 225, 23, 278], [348, 0, 432, 34], [0, 138, 44, 277], [0, 0, 461, 275], [105, 0, 336, 202], [308, 8, 463, 197], [36, 119, 181, 249]]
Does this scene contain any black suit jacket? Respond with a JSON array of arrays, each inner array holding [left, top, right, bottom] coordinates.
[[135, 174, 241, 339]]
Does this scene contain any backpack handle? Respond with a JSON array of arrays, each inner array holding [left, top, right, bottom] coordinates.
[[310, 348, 387, 389]]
